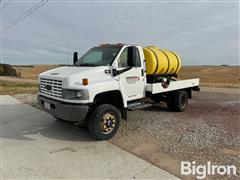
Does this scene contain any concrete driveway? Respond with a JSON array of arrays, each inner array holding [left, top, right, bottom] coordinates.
[[0, 95, 179, 179]]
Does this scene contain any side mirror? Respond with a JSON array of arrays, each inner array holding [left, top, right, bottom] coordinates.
[[73, 52, 78, 65], [112, 68, 118, 77]]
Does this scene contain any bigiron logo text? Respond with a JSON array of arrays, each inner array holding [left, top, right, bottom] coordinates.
[[181, 161, 237, 179]]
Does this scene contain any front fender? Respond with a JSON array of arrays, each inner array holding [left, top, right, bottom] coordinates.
[[88, 79, 127, 107]]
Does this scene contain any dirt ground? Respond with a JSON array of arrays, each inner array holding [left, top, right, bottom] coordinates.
[[110, 88, 240, 180], [14, 87, 240, 180]]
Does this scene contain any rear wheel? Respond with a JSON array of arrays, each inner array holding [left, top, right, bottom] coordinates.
[[167, 90, 188, 112], [88, 104, 120, 140], [173, 90, 188, 112]]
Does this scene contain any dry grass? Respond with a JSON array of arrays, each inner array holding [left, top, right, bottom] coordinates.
[[179, 66, 240, 85], [1, 65, 239, 95], [0, 65, 57, 95], [13, 65, 59, 79], [0, 80, 38, 95]]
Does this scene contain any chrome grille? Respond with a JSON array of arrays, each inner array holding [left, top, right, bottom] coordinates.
[[40, 78, 63, 97]]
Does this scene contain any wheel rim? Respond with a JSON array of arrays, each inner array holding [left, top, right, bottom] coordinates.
[[100, 113, 116, 134], [180, 96, 187, 109]]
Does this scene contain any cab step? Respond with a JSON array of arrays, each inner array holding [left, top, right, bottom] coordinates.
[[127, 102, 152, 111]]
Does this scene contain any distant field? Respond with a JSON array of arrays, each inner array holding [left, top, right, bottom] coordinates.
[[13, 64, 240, 85], [12, 65, 60, 80], [0, 65, 239, 95], [178, 66, 240, 88]]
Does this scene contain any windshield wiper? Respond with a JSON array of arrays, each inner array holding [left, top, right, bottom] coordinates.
[[78, 63, 96, 67]]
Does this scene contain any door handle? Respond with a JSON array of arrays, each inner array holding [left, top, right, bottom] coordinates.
[[141, 69, 144, 76]]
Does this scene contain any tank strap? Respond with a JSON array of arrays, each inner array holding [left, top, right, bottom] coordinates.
[[170, 51, 180, 74], [161, 50, 170, 73], [146, 47, 159, 74]]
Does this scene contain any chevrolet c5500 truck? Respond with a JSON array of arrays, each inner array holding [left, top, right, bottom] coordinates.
[[38, 44, 200, 140]]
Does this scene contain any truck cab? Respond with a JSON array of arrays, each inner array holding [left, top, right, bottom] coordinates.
[[38, 44, 200, 140]]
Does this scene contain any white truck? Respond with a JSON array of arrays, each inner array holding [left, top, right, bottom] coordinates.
[[38, 44, 200, 140]]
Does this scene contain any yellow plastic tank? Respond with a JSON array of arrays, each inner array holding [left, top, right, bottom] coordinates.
[[143, 46, 181, 75]]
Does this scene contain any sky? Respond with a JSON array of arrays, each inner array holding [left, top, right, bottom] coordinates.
[[0, 0, 239, 65]]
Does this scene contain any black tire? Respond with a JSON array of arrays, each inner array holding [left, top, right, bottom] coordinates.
[[88, 104, 120, 140], [173, 90, 188, 112]]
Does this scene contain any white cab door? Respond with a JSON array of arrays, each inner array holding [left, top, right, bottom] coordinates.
[[117, 46, 145, 101]]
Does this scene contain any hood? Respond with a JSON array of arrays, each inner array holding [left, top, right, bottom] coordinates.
[[40, 66, 95, 78], [40, 66, 113, 87]]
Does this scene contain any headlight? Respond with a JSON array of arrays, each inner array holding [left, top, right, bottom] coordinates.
[[62, 89, 89, 100]]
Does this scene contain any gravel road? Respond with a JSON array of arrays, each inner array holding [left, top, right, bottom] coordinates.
[[14, 87, 240, 179]]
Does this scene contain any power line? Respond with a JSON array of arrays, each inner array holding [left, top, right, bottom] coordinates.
[[0, 0, 49, 33], [1, 0, 48, 33], [0, 0, 10, 12]]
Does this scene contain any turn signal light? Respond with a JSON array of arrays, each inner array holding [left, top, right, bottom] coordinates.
[[82, 78, 89, 85]]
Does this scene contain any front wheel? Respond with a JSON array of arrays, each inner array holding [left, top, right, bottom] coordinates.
[[88, 104, 120, 140]]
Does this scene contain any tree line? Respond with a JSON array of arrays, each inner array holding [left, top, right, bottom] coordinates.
[[0, 64, 19, 77]]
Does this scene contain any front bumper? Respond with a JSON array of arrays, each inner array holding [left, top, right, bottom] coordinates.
[[38, 95, 89, 122]]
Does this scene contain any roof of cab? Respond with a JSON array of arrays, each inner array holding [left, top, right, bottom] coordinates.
[[98, 43, 125, 48]]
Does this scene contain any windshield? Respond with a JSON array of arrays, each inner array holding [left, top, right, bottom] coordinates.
[[75, 46, 121, 66]]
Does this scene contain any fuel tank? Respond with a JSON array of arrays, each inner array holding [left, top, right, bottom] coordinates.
[[143, 46, 181, 75]]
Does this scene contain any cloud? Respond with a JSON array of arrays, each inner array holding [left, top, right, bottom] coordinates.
[[1, 1, 239, 65]]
